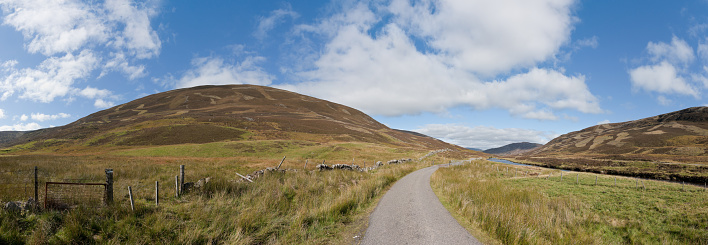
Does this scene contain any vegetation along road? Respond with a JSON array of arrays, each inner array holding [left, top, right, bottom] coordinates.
[[362, 164, 481, 244]]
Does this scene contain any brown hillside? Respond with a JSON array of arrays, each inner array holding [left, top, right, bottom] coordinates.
[[531, 107, 708, 161], [3, 85, 471, 154]]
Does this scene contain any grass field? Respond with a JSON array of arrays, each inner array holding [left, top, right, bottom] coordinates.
[[0, 141, 458, 244], [432, 160, 708, 244]]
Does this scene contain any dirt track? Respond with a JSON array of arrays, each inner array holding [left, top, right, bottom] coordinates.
[[361, 165, 481, 245]]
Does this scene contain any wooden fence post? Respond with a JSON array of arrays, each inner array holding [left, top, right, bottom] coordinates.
[[34, 166, 38, 206], [304, 159, 308, 170], [276, 156, 286, 170], [595, 176, 598, 185], [236, 172, 253, 183], [180, 165, 185, 195], [577, 174, 579, 184], [614, 177, 616, 186], [175, 175, 179, 198], [128, 186, 135, 211], [155, 181, 159, 206], [105, 169, 114, 205], [561, 172, 563, 182]]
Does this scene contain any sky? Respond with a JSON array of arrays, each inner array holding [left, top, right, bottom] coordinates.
[[1, 0, 708, 150]]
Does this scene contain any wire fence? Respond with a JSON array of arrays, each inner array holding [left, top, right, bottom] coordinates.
[[0, 168, 39, 203], [0, 167, 111, 210], [44, 182, 107, 210]]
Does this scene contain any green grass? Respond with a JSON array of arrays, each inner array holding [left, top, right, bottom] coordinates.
[[432, 160, 708, 244]]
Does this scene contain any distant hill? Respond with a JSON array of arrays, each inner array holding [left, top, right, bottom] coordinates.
[[483, 142, 542, 155], [528, 106, 708, 163], [466, 147, 483, 152], [1, 85, 478, 156]]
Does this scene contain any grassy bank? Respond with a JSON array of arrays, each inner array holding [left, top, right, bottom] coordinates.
[[432, 160, 708, 244], [1, 159, 423, 244]]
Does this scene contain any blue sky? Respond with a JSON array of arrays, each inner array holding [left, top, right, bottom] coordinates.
[[1, 0, 708, 150]]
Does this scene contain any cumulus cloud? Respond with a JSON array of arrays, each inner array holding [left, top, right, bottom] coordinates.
[[0, 108, 4, 119], [0, 122, 41, 131], [78, 86, 113, 99], [173, 56, 274, 89], [94, 99, 115, 109], [647, 36, 694, 66], [19, 114, 27, 121], [629, 61, 698, 97], [282, 1, 600, 119], [254, 6, 299, 40], [414, 124, 553, 150], [30, 113, 70, 122], [629, 36, 708, 102], [0, 51, 98, 103], [596, 119, 610, 125], [0, 0, 161, 103], [388, 0, 576, 76]]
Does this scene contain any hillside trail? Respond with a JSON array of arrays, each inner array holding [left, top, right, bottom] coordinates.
[[361, 164, 481, 245]]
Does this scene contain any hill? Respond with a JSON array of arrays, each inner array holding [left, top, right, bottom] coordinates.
[[483, 142, 542, 155], [513, 107, 708, 183], [529, 107, 708, 161], [1, 85, 476, 157]]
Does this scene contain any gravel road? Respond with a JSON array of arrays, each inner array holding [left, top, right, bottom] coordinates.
[[361, 165, 481, 245]]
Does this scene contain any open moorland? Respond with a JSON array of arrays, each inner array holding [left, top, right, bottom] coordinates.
[[432, 160, 708, 244]]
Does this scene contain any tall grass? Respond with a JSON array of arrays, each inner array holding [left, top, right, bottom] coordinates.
[[0, 156, 421, 244], [432, 160, 708, 244]]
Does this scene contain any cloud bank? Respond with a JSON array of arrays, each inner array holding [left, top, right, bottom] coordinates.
[[276, 0, 601, 119], [0, 0, 161, 107]]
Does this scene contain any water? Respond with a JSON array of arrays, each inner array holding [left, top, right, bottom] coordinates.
[[487, 158, 568, 171]]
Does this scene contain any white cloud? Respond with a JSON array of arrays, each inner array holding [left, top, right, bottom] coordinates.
[[596, 119, 610, 125], [414, 124, 553, 150], [0, 0, 108, 56], [647, 36, 694, 66], [657, 95, 672, 106], [282, 0, 600, 119], [174, 56, 274, 89], [388, 0, 576, 76], [0, 122, 41, 131], [0, 0, 161, 103], [698, 40, 708, 63], [30, 113, 70, 122], [100, 52, 147, 80], [575, 36, 599, 49], [1, 51, 98, 102], [94, 99, 115, 109], [78, 86, 113, 99], [19, 114, 27, 121], [254, 6, 299, 40], [104, 0, 161, 59], [0, 108, 4, 119], [629, 61, 698, 97]]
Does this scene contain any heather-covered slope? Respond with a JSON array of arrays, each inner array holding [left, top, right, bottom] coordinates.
[[530, 107, 708, 162], [1, 85, 474, 156]]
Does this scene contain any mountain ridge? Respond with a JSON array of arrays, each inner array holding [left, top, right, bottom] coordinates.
[[483, 142, 542, 156]]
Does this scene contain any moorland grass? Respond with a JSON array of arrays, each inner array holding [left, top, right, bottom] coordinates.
[[432, 160, 708, 244], [0, 143, 449, 244]]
